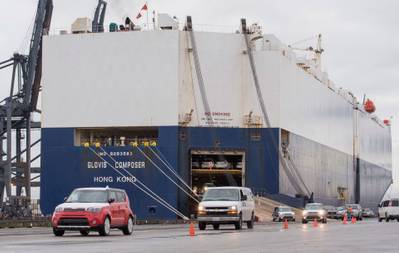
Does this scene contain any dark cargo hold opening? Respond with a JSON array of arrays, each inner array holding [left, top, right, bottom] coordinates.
[[190, 150, 245, 196]]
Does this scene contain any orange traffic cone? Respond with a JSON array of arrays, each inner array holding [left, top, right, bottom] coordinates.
[[312, 218, 318, 228], [343, 214, 348, 224], [283, 219, 288, 229], [189, 222, 196, 236], [351, 216, 357, 224]]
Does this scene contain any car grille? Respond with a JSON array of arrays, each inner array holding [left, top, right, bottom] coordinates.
[[206, 207, 228, 210], [58, 218, 89, 226], [63, 208, 86, 212], [205, 211, 229, 216]]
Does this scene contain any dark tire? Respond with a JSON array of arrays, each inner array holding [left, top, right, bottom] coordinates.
[[80, 230, 89, 236], [198, 222, 206, 231], [53, 228, 65, 237], [272, 217, 275, 222], [213, 224, 220, 230], [378, 216, 383, 222], [99, 217, 111, 236], [302, 219, 308, 224], [247, 213, 254, 229], [322, 218, 327, 224], [122, 216, 134, 235], [235, 215, 242, 230]]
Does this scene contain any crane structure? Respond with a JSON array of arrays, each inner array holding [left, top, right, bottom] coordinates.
[[0, 0, 53, 216], [92, 0, 107, 33], [288, 34, 324, 69]]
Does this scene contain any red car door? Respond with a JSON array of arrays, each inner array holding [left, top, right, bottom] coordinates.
[[108, 190, 121, 226], [117, 191, 129, 224]]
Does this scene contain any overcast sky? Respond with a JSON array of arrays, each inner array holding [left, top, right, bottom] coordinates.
[[1, 0, 398, 180]]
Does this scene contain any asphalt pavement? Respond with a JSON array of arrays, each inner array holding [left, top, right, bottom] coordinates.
[[0, 219, 398, 253]]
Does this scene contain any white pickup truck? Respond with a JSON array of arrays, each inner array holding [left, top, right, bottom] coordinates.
[[197, 187, 255, 230]]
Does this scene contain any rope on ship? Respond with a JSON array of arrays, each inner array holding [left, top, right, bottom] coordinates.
[[241, 18, 311, 198], [86, 145, 189, 220]]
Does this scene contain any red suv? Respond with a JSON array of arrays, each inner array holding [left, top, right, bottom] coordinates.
[[52, 187, 134, 236]]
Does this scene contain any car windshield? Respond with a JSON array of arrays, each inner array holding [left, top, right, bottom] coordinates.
[[202, 189, 239, 201], [66, 190, 108, 203], [306, 204, 323, 210], [279, 207, 292, 212]]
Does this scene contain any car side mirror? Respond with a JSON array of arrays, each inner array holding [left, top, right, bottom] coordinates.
[[108, 198, 115, 204], [63, 197, 67, 202], [242, 195, 247, 201]]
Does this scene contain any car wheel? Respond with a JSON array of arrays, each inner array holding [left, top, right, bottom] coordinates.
[[80, 230, 89, 236], [99, 217, 111, 236], [213, 224, 220, 230], [247, 213, 254, 229], [378, 215, 383, 222], [122, 216, 134, 235], [198, 222, 206, 231], [53, 228, 65, 237], [322, 218, 327, 224], [272, 217, 275, 222], [302, 219, 308, 224], [235, 214, 242, 230]]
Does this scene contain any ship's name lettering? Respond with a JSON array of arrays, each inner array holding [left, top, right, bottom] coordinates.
[[115, 161, 145, 169]]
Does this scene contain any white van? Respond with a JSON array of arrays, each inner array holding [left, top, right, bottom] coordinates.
[[197, 187, 255, 230], [378, 199, 399, 222]]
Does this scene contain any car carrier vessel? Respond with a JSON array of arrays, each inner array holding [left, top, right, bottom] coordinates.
[[40, 13, 392, 220]]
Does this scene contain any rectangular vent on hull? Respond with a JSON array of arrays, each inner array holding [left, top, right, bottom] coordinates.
[[75, 127, 158, 147]]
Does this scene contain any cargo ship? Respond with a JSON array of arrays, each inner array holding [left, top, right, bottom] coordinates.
[[40, 14, 392, 220]]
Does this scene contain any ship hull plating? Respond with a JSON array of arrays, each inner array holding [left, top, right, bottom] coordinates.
[[41, 126, 391, 219]]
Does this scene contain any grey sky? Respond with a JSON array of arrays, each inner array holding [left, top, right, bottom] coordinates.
[[1, 0, 398, 179]]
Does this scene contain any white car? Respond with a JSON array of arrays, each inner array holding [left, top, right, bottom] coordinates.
[[378, 199, 399, 222], [215, 160, 230, 169], [197, 187, 255, 230]]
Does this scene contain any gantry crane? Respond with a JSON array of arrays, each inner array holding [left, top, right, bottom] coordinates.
[[0, 0, 53, 215]]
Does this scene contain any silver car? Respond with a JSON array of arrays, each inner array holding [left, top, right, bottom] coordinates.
[[302, 203, 327, 224], [272, 206, 295, 222]]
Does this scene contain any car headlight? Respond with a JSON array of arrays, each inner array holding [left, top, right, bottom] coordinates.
[[228, 205, 238, 214], [87, 207, 102, 213], [54, 207, 64, 213], [318, 210, 325, 215], [198, 205, 205, 212], [302, 210, 308, 216]]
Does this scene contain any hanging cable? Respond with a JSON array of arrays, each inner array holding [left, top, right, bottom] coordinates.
[[99, 146, 199, 204], [98, 146, 199, 203], [149, 146, 199, 197], [241, 19, 311, 197], [87, 146, 189, 220], [135, 147, 200, 203], [94, 146, 189, 219]]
